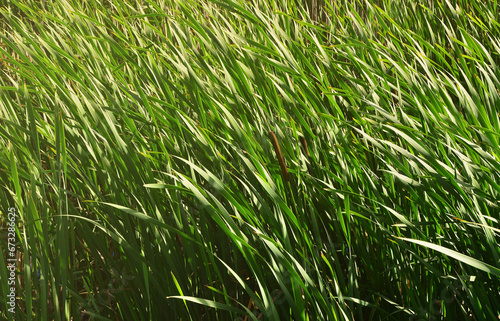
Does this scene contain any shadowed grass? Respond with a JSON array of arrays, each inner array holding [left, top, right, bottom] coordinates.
[[0, 0, 499, 320]]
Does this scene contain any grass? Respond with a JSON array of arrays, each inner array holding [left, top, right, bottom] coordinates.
[[0, 0, 499, 319]]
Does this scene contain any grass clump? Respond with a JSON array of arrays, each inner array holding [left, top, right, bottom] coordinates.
[[0, 0, 499, 320]]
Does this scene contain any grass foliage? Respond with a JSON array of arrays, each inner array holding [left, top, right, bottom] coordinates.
[[1, 0, 500, 319]]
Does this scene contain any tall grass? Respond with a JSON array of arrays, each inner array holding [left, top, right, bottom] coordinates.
[[0, 0, 499, 320]]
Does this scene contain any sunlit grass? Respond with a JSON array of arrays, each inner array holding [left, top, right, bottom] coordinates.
[[0, 0, 499, 320]]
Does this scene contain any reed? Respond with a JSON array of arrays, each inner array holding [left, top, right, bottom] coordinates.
[[0, 0, 499, 320], [269, 131, 290, 182]]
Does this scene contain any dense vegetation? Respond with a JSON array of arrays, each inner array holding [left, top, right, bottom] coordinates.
[[1, 0, 499, 320]]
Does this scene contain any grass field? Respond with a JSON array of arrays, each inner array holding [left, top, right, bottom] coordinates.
[[0, 0, 499, 320]]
